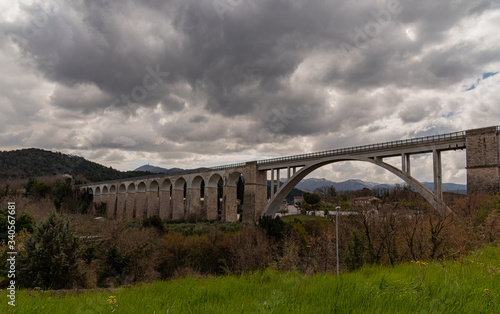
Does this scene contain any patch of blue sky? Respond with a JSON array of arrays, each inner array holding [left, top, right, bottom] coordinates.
[[462, 72, 498, 91]]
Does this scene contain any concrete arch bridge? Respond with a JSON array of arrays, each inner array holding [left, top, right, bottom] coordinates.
[[80, 126, 500, 222]]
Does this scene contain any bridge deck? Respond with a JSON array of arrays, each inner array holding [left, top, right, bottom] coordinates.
[[256, 131, 466, 170]]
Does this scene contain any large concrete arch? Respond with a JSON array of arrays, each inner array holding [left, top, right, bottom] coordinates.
[[262, 156, 452, 217]]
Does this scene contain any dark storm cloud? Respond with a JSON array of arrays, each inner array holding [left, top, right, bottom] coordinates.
[[1, 0, 499, 181]]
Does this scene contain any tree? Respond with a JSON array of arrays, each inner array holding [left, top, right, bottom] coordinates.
[[313, 185, 337, 202], [18, 211, 80, 289], [303, 192, 321, 213]]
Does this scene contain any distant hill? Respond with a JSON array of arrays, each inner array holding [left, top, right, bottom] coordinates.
[[134, 165, 210, 175], [0, 148, 151, 182], [296, 178, 466, 194]]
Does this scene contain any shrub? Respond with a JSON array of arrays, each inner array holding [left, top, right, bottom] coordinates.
[[142, 215, 165, 233], [18, 211, 80, 289], [258, 215, 285, 241]]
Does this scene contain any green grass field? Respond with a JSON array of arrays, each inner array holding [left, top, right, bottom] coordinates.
[[2, 245, 499, 313]]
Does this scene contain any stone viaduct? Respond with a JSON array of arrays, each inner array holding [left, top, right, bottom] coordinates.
[[80, 126, 500, 222]]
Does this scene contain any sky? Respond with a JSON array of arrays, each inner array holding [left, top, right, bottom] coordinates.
[[1, 0, 499, 185]]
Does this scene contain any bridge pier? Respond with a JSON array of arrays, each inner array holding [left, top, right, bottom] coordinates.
[[223, 185, 238, 222], [433, 149, 443, 202], [205, 186, 218, 221], [242, 162, 267, 222], [172, 188, 184, 221], [466, 126, 500, 194], [136, 191, 147, 218], [125, 192, 136, 219], [147, 189, 159, 216], [187, 188, 202, 221]]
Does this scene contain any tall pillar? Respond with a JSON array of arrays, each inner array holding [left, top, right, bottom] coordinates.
[[159, 190, 170, 219], [242, 162, 269, 222], [466, 126, 500, 194], [136, 191, 147, 218], [107, 193, 117, 219], [223, 185, 238, 222], [187, 188, 202, 221], [402, 153, 411, 175], [147, 190, 159, 217], [205, 186, 218, 221], [271, 168, 275, 195], [125, 193, 136, 219], [116, 193, 126, 219], [433, 150, 442, 201], [172, 188, 185, 221]]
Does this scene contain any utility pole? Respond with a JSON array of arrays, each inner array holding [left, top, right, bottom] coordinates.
[[336, 206, 340, 276]]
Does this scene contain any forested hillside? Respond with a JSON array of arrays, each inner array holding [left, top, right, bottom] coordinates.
[[0, 148, 150, 182]]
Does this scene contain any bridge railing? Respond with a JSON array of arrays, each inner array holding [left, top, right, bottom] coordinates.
[[256, 131, 466, 165]]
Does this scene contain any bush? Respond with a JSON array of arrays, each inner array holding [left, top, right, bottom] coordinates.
[[18, 211, 80, 289], [258, 215, 285, 241], [142, 215, 165, 233]]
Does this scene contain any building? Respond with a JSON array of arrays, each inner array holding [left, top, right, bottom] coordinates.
[[293, 196, 304, 205], [353, 196, 382, 205]]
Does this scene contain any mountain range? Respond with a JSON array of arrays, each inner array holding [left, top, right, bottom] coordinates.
[[295, 178, 467, 194]]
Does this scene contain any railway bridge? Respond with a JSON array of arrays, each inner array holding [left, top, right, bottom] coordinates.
[[80, 126, 500, 222]]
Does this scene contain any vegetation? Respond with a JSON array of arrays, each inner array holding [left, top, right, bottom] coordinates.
[[2, 245, 498, 313], [18, 211, 81, 289], [0, 148, 151, 181]]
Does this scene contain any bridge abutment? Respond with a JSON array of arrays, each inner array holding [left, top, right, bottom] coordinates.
[[466, 127, 500, 194]]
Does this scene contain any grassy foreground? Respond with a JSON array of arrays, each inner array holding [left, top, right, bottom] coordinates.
[[2, 246, 499, 313]]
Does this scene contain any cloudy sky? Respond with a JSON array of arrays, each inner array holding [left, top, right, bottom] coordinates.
[[1, 0, 499, 184]]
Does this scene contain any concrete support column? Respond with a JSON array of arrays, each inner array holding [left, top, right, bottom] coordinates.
[[116, 193, 126, 219], [159, 190, 170, 219], [241, 161, 269, 222], [433, 149, 442, 201], [402, 153, 411, 175], [271, 168, 275, 196], [287, 167, 291, 179], [466, 126, 500, 194], [205, 186, 218, 221], [136, 192, 147, 218], [147, 190, 159, 217], [223, 185, 238, 222], [125, 193, 136, 219], [106, 194, 116, 218], [172, 188, 185, 221], [187, 188, 202, 222], [276, 169, 280, 192]]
